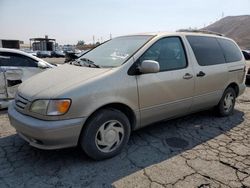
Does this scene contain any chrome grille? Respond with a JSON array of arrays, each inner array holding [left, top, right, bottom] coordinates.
[[15, 94, 30, 112]]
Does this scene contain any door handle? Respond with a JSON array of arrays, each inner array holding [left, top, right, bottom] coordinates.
[[183, 73, 193, 80], [197, 71, 206, 77]]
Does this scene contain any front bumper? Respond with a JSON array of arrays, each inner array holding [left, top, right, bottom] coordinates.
[[8, 102, 87, 150]]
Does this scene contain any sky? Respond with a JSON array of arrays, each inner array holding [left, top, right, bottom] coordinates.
[[0, 0, 250, 45]]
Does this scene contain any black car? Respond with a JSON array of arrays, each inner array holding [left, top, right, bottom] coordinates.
[[242, 50, 250, 60], [246, 67, 250, 85], [64, 50, 89, 63], [36, 51, 51, 58], [64, 52, 78, 63], [51, 51, 65, 58]]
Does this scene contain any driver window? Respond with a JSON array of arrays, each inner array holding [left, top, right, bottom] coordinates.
[[139, 37, 187, 71]]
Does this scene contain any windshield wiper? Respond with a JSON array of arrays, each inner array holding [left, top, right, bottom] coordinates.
[[71, 58, 100, 68], [85, 62, 100, 68]]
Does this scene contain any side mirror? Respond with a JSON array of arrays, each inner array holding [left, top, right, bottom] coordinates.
[[139, 60, 160, 74], [37, 61, 49, 69]]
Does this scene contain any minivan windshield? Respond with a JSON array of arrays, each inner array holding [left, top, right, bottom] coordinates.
[[78, 35, 153, 68]]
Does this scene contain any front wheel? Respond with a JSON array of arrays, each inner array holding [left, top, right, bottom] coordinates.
[[246, 78, 250, 85], [215, 87, 236, 117], [80, 108, 131, 160]]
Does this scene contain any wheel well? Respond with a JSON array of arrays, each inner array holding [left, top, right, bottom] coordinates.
[[227, 83, 239, 97], [85, 103, 137, 131]]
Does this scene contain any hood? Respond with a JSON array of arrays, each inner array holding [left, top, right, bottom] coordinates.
[[18, 64, 111, 99]]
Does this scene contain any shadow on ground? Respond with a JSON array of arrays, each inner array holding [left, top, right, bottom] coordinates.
[[0, 109, 245, 187], [0, 109, 7, 115]]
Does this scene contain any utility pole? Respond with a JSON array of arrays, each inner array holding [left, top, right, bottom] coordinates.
[[93, 35, 95, 44], [110, 33, 112, 39]]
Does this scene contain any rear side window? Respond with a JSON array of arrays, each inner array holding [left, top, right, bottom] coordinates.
[[187, 36, 226, 66], [217, 38, 242, 62], [0, 52, 38, 67]]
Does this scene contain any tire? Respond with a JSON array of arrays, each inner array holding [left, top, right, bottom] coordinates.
[[215, 87, 236, 117], [80, 108, 131, 160], [246, 78, 250, 85]]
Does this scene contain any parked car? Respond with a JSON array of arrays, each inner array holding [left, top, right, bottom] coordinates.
[[37, 51, 51, 58], [64, 50, 88, 63], [21, 49, 37, 57], [246, 67, 250, 85], [8, 32, 246, 160], [242, 50, 250, 60], [0, 48, 56, 108], [243, 50, 250, 84], [51, 51, 65, 58], [64, 52, 78, 63], [27, 51, 37, 57]]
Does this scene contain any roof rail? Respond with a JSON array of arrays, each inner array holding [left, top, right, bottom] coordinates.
[[177, 29, 224, 36]]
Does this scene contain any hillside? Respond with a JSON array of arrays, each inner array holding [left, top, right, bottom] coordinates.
[[204, 15, 250, 49]]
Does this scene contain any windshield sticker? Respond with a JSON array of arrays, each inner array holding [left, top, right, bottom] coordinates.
[[110, 51, 129, 59]]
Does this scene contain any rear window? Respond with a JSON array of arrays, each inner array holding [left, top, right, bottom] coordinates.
[[0, 52, 38, 67], [217, 38, 242, 62], [186, 36, 226, 66]]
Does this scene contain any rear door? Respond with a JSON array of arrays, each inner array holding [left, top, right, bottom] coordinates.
[[186, 36, 228, 112], [136, 36, 195, 127]]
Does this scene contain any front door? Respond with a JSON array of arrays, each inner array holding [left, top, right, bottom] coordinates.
[[4, 68, 23, 99], [136, 37, 195, 127]]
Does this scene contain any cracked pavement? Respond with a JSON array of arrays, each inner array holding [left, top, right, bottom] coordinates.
[[0, 86, 249, 188]]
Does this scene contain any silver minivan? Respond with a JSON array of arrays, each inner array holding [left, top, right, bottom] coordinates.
[[8, 32, 246, 160]]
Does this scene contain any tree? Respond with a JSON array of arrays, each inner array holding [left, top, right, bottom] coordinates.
[[77, 40, 85, 46]]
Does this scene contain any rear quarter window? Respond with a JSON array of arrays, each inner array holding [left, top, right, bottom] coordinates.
[[186, 36, 226, 66], [217, 38, 242, 62]]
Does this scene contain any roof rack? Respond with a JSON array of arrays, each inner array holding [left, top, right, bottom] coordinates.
[[177, 29, 224, 36]]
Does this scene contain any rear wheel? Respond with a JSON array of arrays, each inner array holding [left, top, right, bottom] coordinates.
[[80, 108, 131, 160], [215, 87, 236, 117]]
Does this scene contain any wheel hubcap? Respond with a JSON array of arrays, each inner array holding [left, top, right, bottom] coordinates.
[[105, 130, 116, 143], [95, 120, 124, 153], [223, 92, 234, 112]]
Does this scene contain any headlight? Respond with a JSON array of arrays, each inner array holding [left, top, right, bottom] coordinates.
[[30, 100, 49, 115], [30, 99, 71, 116]]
